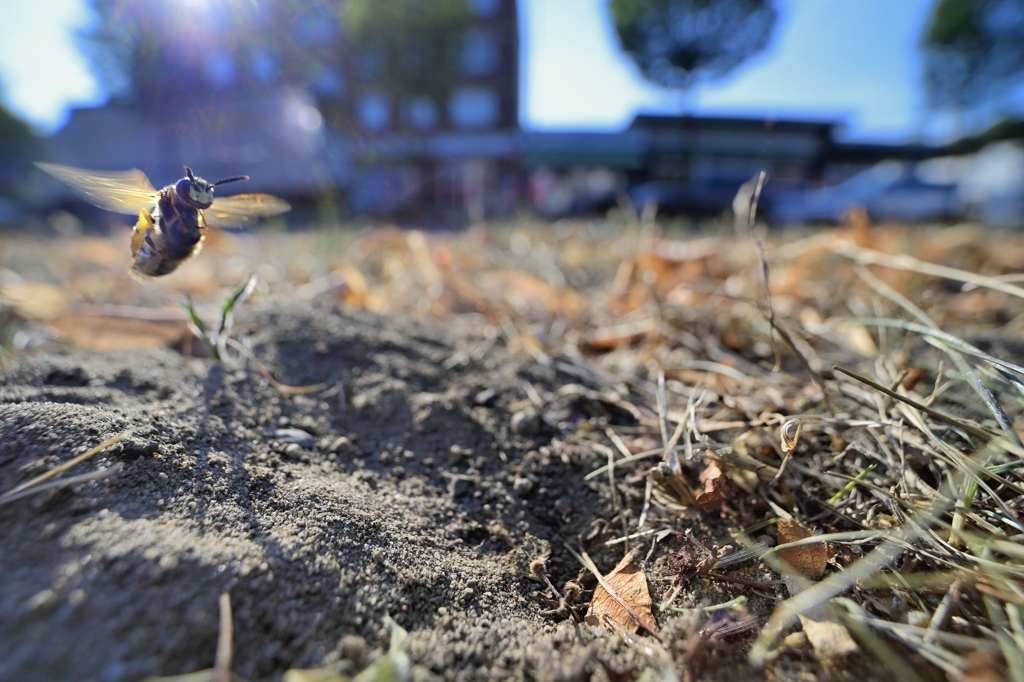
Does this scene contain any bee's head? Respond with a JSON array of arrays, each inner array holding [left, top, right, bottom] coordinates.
[[175, 166, 249, 209]]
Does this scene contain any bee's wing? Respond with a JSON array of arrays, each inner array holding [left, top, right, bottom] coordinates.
[[35, 162, 159, 215], [202, 194, 291, 229]]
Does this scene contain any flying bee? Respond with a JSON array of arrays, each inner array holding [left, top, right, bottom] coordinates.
[[35, 162, 290, 280]]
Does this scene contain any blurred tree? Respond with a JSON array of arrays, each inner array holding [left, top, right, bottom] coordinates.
[[341, 0, 471, 100], [0, 95, 38, 198], [922, 0, 1024, 110], [608, 0, 777, 90], [0, 101, 37, 162], [82, 0, 345, 104], [81, 0, 470, 107]]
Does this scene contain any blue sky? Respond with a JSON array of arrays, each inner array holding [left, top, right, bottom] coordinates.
[[0, 0, 986, 142]]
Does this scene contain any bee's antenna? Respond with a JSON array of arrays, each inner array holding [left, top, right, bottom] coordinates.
[[212, 175, 250, 187], [184, 166, 197, 183]]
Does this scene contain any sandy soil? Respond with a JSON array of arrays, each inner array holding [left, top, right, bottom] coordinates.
[[1, 298, 676, 682], [10, 218, 999, 681]]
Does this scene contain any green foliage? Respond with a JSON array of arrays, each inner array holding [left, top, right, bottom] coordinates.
[[921, 0, 1024, 109], [0, 97, 37, 201], [0, 99, 38, 162], [341, 0, 471, 100], [947, 116, 1024, 153], [82, 0, 343, 101], [82, 0, 472, 107], [608, 0, 776, 90]]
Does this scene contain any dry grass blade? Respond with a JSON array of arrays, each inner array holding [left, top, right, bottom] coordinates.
[[746, 172, 782, 371], [0, 432, 128, 504], [832, 599, 929, 682], [832, 240, 1024, 300], [0, 464, 122, 507], [224, 338, 327, 395], [215, 593, 233, 682], [841, 264, 1022, 447], [593, 442, 621, 513], [842, 316, 1024, 378], [984, 593, 1024, 681], [748, 488, 951, 666], [832, 365, 1000, 444], [585, 447, 665, 480], [141, 594, 245, 681], [773, 418, 802, 481]]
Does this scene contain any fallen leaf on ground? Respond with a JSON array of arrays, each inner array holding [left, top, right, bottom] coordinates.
[[697, 460, 729, 511], [46, 310, 190, 352], [833, 321, 878, 357], [784, 576, 859, 660], [901, 366, 928, 391], [797, 613, 859, 660], [585, 553, 658, 634], [1, 281, 69, 320], [777, 519, 828, 580]]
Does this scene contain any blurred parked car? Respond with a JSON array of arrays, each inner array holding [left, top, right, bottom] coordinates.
[[765, 162, 961, 224]]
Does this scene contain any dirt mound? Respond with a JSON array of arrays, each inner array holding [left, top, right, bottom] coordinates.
[[0, 300, 620, 681]]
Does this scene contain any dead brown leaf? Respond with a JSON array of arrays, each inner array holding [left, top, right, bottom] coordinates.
[[45, 309, 190, 352], [697, 460, 729, 511], [1, 282, 70, 320], [797, 612, 859, 660], [902, 366, 927, 392], [580, 325, 652, 352], [777, 519, 828, 580], [584, 553, 658, 634]]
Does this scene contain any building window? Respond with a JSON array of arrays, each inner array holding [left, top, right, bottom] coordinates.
[[470, 0, 500, 17], [462, 28, 500, 76], [358, 92, 391, 132], [449, 87, 499, 129], [403, 96, 439, 131]]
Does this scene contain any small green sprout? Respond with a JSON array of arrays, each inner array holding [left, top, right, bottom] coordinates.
[[183, 273, 257, 362]]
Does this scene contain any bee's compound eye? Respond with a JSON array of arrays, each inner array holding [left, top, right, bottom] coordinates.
[[174, 178, 193, 200]]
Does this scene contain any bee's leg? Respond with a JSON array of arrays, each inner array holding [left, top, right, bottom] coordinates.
[[130, 209, 156, 258]]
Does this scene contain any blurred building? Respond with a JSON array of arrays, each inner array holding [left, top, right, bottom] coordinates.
[[326, 0, 521, 218], [35, 0, 1006, 224], [521, 115, 949, 218], [36, 0, 521, 221]]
